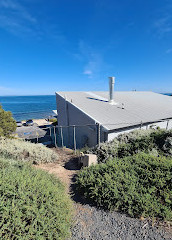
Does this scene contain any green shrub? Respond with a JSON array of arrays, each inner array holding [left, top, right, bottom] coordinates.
[[86, 129, 172, 163], [76, 153, 172, 220], [0, 137, 58, 164], [49, 118, 58, 126], [0, 105, 16, 137], [0, 157, 73, 239]]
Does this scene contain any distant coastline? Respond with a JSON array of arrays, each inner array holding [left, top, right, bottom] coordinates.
[[0, 95, 56, 121]]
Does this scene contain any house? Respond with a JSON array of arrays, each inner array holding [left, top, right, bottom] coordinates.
[[55, 77, 172, 148]]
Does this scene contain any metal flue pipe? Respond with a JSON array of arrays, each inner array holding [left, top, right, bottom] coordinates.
[[109, 76, 115, 103]]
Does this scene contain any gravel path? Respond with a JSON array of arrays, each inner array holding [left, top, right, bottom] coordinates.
[[70, 204, 171, 240]]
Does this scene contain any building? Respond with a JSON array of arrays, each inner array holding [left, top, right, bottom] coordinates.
[[56, 77, 172, 149]]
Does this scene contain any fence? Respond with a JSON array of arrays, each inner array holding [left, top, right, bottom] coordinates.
[[17, 118, 172, 152], [17, 124, 100, 154], [50, 124, 101, 153]]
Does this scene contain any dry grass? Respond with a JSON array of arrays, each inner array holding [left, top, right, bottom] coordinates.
[[0, 137, 58, 164]]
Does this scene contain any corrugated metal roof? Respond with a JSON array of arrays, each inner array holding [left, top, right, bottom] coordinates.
[[56, 91, 172, 130]]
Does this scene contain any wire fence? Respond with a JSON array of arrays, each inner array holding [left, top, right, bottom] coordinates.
[[16, 118, 172, 152]]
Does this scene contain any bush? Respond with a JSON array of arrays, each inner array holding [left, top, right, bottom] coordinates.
[[49, 118, 58, 126], [76, 153, 172, 220], [0, 105, 16, 137], [0, 157, 73, 239], [0, 137, 58, 164], [163, 137, 172, 155], [86, 129, 172, 163]]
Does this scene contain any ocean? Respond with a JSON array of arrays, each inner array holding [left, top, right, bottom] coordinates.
[[0, 95, 56, 121], [0, 93, 171, 121]]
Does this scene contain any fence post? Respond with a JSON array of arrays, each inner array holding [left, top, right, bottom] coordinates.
[[73, 125, 76, 154], [54, 126, 57, 148], [60, 126, 64, 148], [166, 120, 169, 130], [97, 123, 100, 147]]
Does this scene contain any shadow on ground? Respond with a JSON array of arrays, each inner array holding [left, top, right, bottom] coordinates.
[[64, 157, 80, 170], [64, 157, 94, 205]]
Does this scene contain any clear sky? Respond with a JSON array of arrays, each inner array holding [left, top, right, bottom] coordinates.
[[0, 0, 172, 95]]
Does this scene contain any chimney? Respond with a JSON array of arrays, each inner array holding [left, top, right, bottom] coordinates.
[[109, 76, 115, 104]]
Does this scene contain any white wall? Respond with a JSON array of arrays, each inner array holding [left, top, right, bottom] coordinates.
[[107, 119, 172, 142]]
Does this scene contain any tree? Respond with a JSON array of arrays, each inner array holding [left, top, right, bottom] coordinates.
[[0, 105, 17, 137]]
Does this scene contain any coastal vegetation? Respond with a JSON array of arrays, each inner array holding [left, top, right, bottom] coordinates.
[[0, 137, 58, 164], [76, 153, 172, 220], [76, 129, 172, 221], [0, 106, 58, 164], [0, 106, 72, 239], [0, 105, 16, 137], [0, 157, 72, 239], [85, 128, 172, 163]]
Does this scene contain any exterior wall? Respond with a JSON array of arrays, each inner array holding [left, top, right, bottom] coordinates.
[[56, 93, 68, 126], [56, 93, 106, 148], [56, 93, 69, 146], [107, 119, 172, 141], [67, 102, 97, 148]]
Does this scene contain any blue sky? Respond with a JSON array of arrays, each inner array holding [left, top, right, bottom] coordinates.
[[0, 0, 172, 95]]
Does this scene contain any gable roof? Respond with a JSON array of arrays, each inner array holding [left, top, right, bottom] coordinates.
[[56, 91, 172, 130]]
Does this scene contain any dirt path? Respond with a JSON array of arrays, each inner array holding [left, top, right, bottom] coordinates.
[[35, 147, 79, 192]]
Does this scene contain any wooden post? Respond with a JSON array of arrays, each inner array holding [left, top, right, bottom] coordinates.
[[73, 125, 76, 154]]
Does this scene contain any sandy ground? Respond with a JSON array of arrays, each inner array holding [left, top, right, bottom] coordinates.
[[33, 119, 52, 126], [22, 119, 52, 126], [35, 163, 75, 191]]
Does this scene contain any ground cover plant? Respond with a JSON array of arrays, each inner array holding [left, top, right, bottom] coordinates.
[[86, 129, 172, 163], [0, 137, 58, 164], [0, 157, 73, 239], [76, 153, 172, 220]]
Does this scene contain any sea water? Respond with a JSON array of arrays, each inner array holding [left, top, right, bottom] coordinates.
[[0, 95, 56, 121]]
